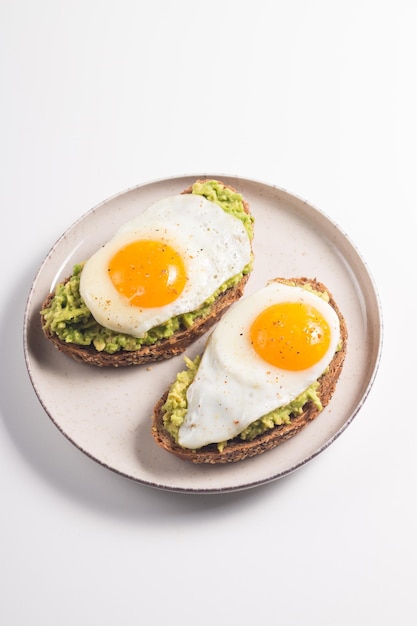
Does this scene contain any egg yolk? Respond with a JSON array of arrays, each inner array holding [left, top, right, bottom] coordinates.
[[249, 301, 331, 371], [108, 240, 187, 308]]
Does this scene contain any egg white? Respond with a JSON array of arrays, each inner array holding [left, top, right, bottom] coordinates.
[[79, 194, 251, 338], [178, 282, 341, 449]]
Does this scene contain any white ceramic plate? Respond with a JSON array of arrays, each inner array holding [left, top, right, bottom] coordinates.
[[24, 174, 382, 493]]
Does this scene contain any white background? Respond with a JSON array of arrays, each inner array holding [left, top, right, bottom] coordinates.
[[1, 1, 416, 624]]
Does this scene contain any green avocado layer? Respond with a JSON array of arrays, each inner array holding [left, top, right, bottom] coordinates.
[[41, 180, 254, 354], [162, 355, 322, 452], [161, 283, 333, 451]]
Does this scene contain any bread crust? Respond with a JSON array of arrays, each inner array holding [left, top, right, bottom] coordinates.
[[151, 277, 347, 463], [40, 180, 253, 367]]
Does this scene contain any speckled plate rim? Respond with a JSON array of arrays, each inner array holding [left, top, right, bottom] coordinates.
[[23, 173, 383, 494]]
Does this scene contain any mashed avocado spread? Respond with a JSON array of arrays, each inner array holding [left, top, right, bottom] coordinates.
[[162, 355, 322, 451], [162, 282, 331, 451], [41, 181, 254, 354]]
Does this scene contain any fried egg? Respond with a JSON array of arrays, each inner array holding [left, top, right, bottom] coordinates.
[[178, 281, 341, 449], [79, 193, 251, 337]]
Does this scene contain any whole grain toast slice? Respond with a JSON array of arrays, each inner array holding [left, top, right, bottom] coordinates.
[[151, 277, 347, 463], [40, 180, 253, 367]]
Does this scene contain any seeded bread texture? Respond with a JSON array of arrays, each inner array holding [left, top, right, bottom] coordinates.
[[151, 277, 347, 463]]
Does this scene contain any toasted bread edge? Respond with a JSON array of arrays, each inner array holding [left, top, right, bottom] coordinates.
[[40, 180, 253, 367], [151, 277, 348, 464]]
